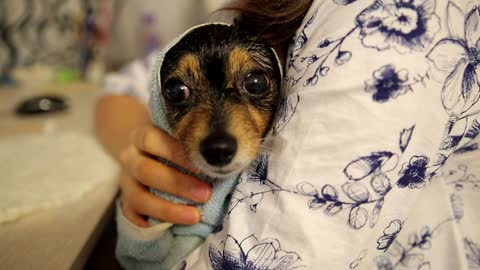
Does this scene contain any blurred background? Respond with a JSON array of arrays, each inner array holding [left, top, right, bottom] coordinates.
[[0, 0, 229, 84], [0, 1, 228, 269]]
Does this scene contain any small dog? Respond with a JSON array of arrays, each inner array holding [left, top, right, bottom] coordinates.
[[159, 23, 282, 178], [117, 23, 283, 270]]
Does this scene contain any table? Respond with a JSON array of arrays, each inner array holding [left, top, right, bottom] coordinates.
[[0, 82, 119, 270]]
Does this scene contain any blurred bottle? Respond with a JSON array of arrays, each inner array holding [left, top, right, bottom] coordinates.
[[82, 0, 112, 83], [141, 13, 160, 57]]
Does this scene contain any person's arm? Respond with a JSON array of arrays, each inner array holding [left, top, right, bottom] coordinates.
[[95, 94, 212, 227], [95, 95, 150, 161]]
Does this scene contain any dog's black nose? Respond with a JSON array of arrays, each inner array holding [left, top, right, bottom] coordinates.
[[200, 133, 237, 166]]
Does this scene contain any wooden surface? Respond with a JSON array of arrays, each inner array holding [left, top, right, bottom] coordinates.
[[0, 82, 119, 270]]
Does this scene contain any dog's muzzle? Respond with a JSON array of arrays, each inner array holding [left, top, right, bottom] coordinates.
[[199, 131, 237, 167]]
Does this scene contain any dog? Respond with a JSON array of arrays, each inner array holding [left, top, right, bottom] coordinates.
[[116, 23, 283, 270], [159, 23, 283, 178]]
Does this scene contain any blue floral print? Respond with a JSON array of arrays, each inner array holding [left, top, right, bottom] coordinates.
[[334, 0, 358, 5], [229, 126, 419, 230], [205, 2, 480, 269], [377, 220, 404, 251], [300, 27, 356, 86], [272, 94, 300, 135], [435, 164, 480, 191], [227, 154, 295, 215], [209, 234, 303, 270], [365, 65, 412, 102], [343, 151, 399, 181], [453, 120, 480, 154], [287, 0, 440, 89], [466, 120, 480, 139], [350, 249, 368, 269], [400, 126, 416, 153], [465, 238, 480, 270], [356, 0, 441, 54], [372, 161, 479, 270], [397, 155, 430, 189], [288, 10, 318, 73], [423, 3, 480, 181], [374, 220, 452, 269], [427, 4, 480, 118]]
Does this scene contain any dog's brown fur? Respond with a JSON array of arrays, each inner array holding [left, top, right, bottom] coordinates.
[[160, 25, 282, 177]]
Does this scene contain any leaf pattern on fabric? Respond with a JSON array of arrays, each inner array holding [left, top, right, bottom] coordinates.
[[374, 219, 451, 269], [230, 126, 422, 231], [343, 152, 398, 181], [350, 249, 368, 269], [465, 120, 480, 139], [400, 125, 416, 153], [435, 164, 480, 191], [465, 238, 480, 270], [372, 166, 479, 270], [377, 220, 404, 252]]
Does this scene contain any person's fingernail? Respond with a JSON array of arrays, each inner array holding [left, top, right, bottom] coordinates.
[[190, 183, 211, 202], [180, 208, 200, 224]]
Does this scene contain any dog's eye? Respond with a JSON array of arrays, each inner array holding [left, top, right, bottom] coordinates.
[[242, 72, 270, 96], [164, 80, 190, 104]]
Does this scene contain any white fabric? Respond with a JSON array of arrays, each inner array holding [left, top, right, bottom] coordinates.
[[102, 0, 480, 268], [101, 52, 158, 105], [0, 132, 119, 224]]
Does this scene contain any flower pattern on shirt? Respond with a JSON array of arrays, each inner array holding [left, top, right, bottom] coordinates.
[[365, 65, 412, 102], [199, 1, 480, 269], [209, 234, 303, 270], [397, 155, 430, 188], [427, 4, 480, 118], [356, 0, 441, 54]]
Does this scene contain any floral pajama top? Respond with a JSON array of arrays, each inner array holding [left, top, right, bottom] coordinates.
[[103, 0, 480, 268]]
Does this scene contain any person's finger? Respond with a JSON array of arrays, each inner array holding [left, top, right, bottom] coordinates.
[[120, 145, 211, 203], [119, 172, 150, 227], [131, 125, 199, 173], [120, 171, 201, 225], [122, 200, 150, 228]]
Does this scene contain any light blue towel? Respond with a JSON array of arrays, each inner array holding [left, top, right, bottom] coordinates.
[[115, 23, 240, 270]]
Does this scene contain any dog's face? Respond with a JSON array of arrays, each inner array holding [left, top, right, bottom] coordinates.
[[160, 25, 282, 178]]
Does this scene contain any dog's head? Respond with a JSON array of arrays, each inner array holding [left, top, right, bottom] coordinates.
[[154, 23, 282, 178]]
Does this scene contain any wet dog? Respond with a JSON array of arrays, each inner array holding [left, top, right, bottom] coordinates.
[[159, 23, 282, 178]]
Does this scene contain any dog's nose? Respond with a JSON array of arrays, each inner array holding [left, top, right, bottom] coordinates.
[[200, 133, 237, 166]]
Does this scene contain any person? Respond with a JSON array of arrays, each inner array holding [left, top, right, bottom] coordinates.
[[96, 0, 480, 269]]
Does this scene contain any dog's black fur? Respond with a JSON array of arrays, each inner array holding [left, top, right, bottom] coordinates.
[[159, 24, 282, 177]]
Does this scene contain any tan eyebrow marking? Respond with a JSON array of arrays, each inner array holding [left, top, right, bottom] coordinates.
[[226, 47, 260, 88], [167, 53, 202, 83]]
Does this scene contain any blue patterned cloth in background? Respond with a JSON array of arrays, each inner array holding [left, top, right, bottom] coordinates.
[[103, 0, 480, 268]]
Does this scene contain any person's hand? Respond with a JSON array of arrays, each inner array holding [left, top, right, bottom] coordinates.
[[119, 124, 212, 227]]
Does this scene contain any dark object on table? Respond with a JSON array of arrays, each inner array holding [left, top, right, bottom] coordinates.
[[15, 95, 68, 115]]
